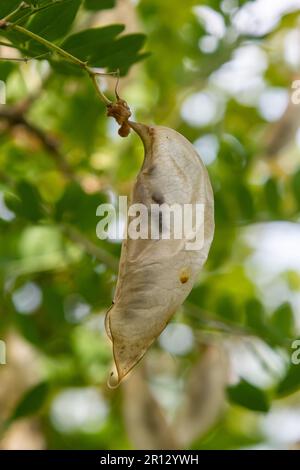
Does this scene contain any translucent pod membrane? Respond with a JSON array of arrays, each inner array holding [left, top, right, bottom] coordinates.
[[105, 121, 215, 386]]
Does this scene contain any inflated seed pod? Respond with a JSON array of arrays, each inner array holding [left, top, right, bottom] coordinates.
[[106, 122, 214, 386]]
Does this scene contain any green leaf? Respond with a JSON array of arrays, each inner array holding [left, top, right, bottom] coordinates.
[[9, 382, 49, 422], [53, 24, 147, 75], [236, 183, 254, 221], [17, 181, 44, 221], [214, 190, 231, 225], [277, 339, 300, 397], [0, 0, 29, 47], [84, 0, 116, 10], [245, 298, 266, 334], [0, 62, 15, 80], [277, 359, 300, 397], [292, 168, 300, 209], [90, 33, 147, 72], [25, 1, 50, 4], [270, 302, 294, 339], [216, 294, 240, 322], [27, 0, 81, 43], [61, 24, 125, 60], [264, 177, 281, 216], [0, 1, 21, 18], [15, 313, 43, 346], [55, 182, 107, 232], [227, 379, 270, 412], [50, 59, 84, 76], [244, 298, 285, 346], [196, 421, 263, 450], [219, 134, 248, 172], [6, 181, 44, 222], [59, 83, 105, 154], [27, 1, 52, 4]]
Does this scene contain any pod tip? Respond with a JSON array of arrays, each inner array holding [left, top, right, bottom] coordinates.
[[107, 370, 120, 389]]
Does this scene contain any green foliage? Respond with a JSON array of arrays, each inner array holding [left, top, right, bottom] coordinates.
[[0, 0, 147, 73], [61, 25, 125, 59], [245, 299, 267, 336], [27, 0, 81, 42], [276, 340, 300, 397], [84, 0, 116, 10], [264, 178, 281, 216], [227, 380, 270, 413], [7, 180, 45, 222], [270, 303, 294, 340], [0, 1, 22, 18], [56, 182, 108, 232], [277, 362, 300, 397], [292, 168, 300, 209], [9, 382, 49, 422]]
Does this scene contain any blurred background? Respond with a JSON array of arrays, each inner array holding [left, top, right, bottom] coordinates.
[[0, 0, 300, 450]]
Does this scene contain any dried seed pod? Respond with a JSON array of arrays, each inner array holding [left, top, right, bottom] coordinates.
[[176, 344, 228, 445], [106, 122, 214, 386], [122, 366, 179, 449]]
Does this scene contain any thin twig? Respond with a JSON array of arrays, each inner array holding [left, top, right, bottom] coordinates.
[[0, 57, 30, 62], [0, 52, 51, 62], [3, 22, 112, 106], [3, 2, 30, 22]]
